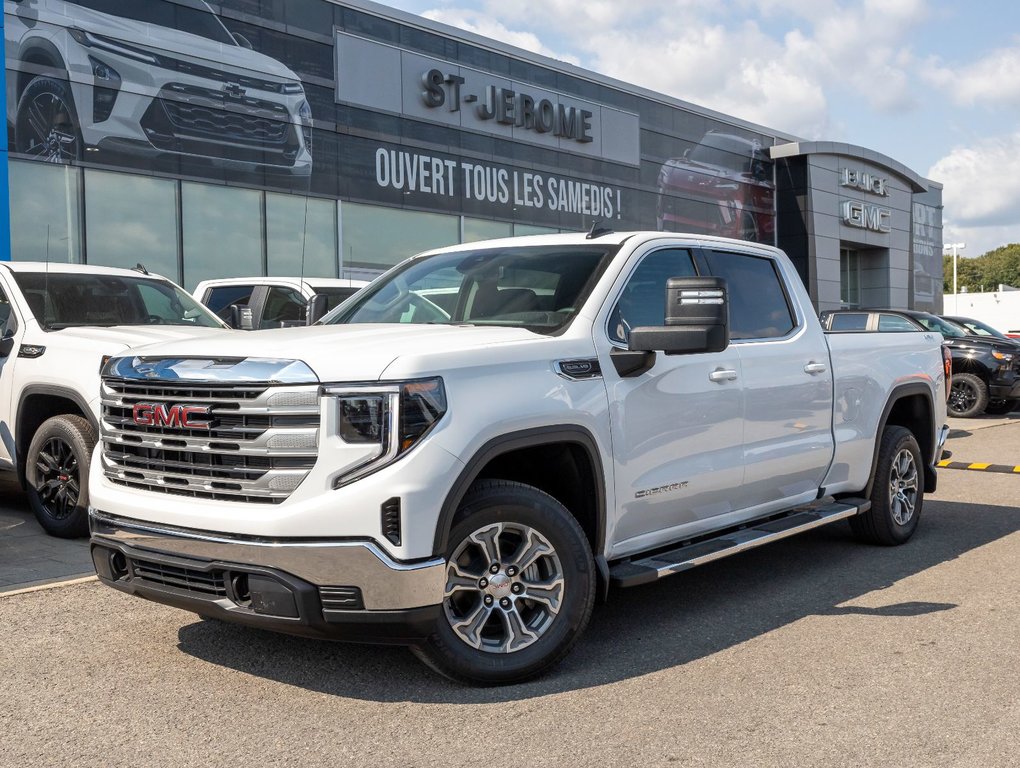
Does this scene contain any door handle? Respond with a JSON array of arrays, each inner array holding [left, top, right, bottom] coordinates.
[[709, 368, 738, 383], [804, 362, 828, 375]]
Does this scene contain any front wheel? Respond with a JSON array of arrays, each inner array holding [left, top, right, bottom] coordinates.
[[850, 425, 923, 546], [948, 372, 988, 418], [25, 414, 96, 538], [412, 479, 596, 685], [14, 76, 83, 162]]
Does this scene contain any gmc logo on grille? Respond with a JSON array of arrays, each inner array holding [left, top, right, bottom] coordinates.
[[132, 403, 213, 430]]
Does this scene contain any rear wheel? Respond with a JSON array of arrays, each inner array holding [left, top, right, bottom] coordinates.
[[413, 479, 595, 685], [25, 414, 96, 538], [948, 372, 988, 418], [850, 425, 923, 546]]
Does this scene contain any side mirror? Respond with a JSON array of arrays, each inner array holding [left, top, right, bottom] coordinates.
[[229, 304, 254, 331], [0, 331, 14, 358], [629, 277, 729, 355], [306, 294, 329, 325]]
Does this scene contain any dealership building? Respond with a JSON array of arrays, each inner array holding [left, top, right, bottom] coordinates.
[[0, 0, 944, 311]]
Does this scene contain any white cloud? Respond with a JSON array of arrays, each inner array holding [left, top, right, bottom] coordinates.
[[923, 48, 1020, 108]]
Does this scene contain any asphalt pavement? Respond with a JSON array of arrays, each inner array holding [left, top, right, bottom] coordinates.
[[1, 414, 1019, 766]]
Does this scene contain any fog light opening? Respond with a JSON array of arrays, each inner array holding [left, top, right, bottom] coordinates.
[[109, 551, 128, 580], [231, 574, 251, 607]]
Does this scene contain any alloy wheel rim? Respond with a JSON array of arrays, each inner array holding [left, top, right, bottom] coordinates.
[[443, 521, 565, 654], [949, 381, 977, 413], [22, 92, 78, 163], [34, 437, 80, 521], [888, 447, 918, 526]]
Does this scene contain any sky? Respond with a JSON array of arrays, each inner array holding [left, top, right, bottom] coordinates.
[[380, 0, 1020, 259]]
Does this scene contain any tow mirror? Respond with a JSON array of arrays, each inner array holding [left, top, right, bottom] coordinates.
[[229, 304, 254, 331], [306, 294, 329, 325], [629, 277, 729, 355]]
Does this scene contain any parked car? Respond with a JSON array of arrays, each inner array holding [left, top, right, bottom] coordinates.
[[821, 308, 1020, 417], [194, 277, 368, 329], [0, 261, 229, 536], [943, 315, 1018, 343], [91, 232, 947, 684]]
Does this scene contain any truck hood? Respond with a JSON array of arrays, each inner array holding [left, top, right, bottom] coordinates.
[[37, 325, 232, 356], [121, 324, 542, 382]]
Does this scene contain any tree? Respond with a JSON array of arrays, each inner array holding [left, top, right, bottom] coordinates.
[[943, 244, 1020, 293]]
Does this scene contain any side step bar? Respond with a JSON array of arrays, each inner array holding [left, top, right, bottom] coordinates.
[[609, 498, 870, 588]]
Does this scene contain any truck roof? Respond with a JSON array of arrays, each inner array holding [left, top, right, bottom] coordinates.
[[0, 261, 170, 279]]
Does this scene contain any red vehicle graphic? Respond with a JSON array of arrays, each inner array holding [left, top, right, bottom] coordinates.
[[656, 131, 775, 243]]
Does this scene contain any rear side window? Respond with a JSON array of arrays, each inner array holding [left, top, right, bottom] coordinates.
[[703, 250, 795, 340], [204, 285, 255, 322], [828, 313, 869, 331]]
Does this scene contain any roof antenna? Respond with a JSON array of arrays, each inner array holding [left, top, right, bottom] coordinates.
[[133, 263, 149, 275], [586, 220, 613, 239]]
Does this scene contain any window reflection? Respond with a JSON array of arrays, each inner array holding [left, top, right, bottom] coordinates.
[[9, 160, 82, 263], [341, 202, 458, 271], [463, 218, 511, 243], [266, 193, 337, 277], [183, 182, 262, 290], [85, 170, 178, 279]]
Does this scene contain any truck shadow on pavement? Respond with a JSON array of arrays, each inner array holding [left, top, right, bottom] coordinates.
[[176, 498, 1017, 702]]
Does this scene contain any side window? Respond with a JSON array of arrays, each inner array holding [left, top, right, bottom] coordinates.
[[0, 284, 14, 334], [260, 286, 305, 329], [828, 313, 869, 331], [204, 285, 255, 322], [703, 250, 795, 340], [609, 248, 697, 345], [878, 314, 919, 332]]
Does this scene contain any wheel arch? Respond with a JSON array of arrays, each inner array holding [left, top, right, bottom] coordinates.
[[434, 426, 608, 594], [15, 385, 97, 486], [15, 40, 69, 101], [865, 383, 936, 497]]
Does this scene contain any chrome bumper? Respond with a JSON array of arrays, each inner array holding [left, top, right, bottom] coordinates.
[[89, 509, 444, 613]]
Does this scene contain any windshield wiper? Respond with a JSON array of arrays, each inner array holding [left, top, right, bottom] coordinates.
[[47, 322, 121, 330]]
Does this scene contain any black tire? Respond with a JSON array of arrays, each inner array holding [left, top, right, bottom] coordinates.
[[14, 75, 83, 162], [412, 479, 596, 685], [850, 425, 923, 546], [25, 414, 96, 538], [948, 372, 988, 418], [984, 398, 1018, 415]]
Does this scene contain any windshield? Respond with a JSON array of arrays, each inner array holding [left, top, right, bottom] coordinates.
[[949, 317, 1006, 339], [912, 313, 967, 338], [13, 272, 225, 330], [323, 245, 616, 334]]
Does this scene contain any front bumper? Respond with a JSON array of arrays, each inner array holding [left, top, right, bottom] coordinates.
[[89, 510, 444, 644]]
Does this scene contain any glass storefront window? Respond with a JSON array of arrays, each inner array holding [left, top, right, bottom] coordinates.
[[9, 160, 81, 263], [841, 248, 860, 307], [183, 182, 263, 291], [266, 193, 337, 278], [85, 170, 179, 280], [341, 203, 458, 270], [513, 224, 560, 237], [463, 218, 511, 243]]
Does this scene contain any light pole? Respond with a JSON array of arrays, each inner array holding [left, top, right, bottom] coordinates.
[[944, 242, 966, 313]]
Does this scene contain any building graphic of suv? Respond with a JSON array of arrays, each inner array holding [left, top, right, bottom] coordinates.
[[656, 131, 774, 243], [4, 0, 312, 181]]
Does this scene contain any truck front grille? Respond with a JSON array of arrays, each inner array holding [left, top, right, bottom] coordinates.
[[101, 379, 320, 504]]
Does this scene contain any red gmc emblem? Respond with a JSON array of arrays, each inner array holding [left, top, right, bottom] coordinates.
[[132, 403, 213, 430]]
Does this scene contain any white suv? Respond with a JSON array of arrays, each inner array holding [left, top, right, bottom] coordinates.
[[4, 0, 312, 182]]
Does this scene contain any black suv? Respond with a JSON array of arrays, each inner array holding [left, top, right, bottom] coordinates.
[[820, 309, 1020, 418]]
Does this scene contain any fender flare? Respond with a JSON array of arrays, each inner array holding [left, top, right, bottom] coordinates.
[[865, 381, 937, 497], [15, 384, 98, 483], [433, 425, 608, 559]]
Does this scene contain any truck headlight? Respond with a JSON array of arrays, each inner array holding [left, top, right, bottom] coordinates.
[[992, 350, 1014, 362], [324, 378, 447, 486]]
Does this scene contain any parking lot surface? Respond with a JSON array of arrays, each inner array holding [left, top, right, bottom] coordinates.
[[1, 415, 1019, 767]]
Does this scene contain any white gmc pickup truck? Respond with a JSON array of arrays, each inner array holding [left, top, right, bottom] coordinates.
[[88, 231, 950, 684], [0, 262, 228, 536]]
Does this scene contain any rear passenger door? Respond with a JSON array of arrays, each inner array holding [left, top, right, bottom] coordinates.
[[700, 248, 834, 511]]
